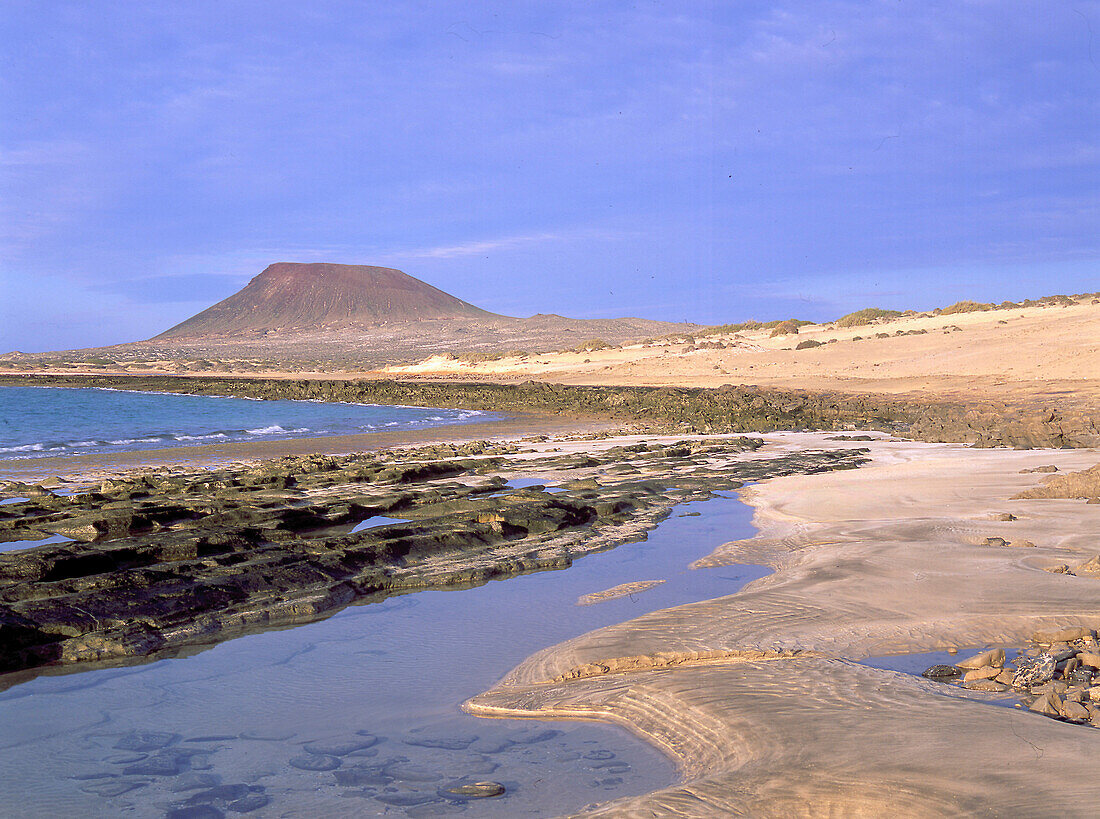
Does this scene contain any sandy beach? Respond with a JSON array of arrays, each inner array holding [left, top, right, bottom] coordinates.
[[468, 433, 1100, 815]]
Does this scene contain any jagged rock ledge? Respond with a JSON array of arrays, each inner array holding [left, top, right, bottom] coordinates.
[[0, 435, 868, 685]]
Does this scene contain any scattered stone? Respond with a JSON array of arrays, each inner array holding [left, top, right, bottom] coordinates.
[[384, 762, 442, 783], [962, 666, 1001, 682], [225, 795, 269, 813], [1062, 701, 1090, 721], [467, 738, 512, 754], [80, 780, 146, 797], [333, 766, 392, 787], [374, 792, 437, 807], [114, 731, 180, 752], [187, 785, 252, 803], [442, 781, 506, 799], [956, 649, 1005, 670], [403, 733, 477, 751], [171, 773, 222, 792], [289, 754, 342, 772], [1029, 691, 1063, 716], [504, 727, 561, 744], [303, 737, 377, 756], [921, 664, 961, 679], [1014, 655, 1056, 688], [123, 753, 186, 776], [167, 807, 225, 819], [185, 735, 237, 743], [963, 679, 1007, 692]]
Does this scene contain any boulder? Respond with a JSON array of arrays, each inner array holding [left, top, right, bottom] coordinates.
[[921, 664, 961, 680], [963, 679, 1007, 692], [1013, 654, 1057, 688], [1028, 691, 1063, 716], [962, 666, 1001, 682], [1062, 701, 1090, 720], [956, 648, 1005, 670]]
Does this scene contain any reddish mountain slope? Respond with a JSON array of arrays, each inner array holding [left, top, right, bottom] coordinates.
[[156, 263, 495, 338]]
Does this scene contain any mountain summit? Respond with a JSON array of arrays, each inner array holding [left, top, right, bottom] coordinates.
[[156, 263, 495, 338]]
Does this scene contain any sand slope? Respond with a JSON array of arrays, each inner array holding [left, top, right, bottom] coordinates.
[[391, 299, 1100, 409]]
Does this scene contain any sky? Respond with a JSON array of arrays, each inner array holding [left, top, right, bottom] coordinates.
[[1, 1, 1098, 352]]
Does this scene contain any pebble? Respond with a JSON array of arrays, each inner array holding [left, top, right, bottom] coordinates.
[[171, 773, 223, 792], [225, 795, 269, 813], [504, 727, 561, 744], [403, 733, 477, 751], [289, 754, 342, 771], [166, 807, 225, 819], [187, 784, 252, 803], [442, 780, 506, 798], [374, 792, 437, 806], [303, 738, 378, 756], [921, 664, 961, 679], [1062, 701, 1090, 721], [114, 731, 181, 752], [81, 780, 146, 797], [963, 679, 1007, 692], [962, 666, 1000, 682], [123, 754, 186, 776], [384, 762, 442, 782], [333, 766, 393, 787], [956, 649, 1005, 670]]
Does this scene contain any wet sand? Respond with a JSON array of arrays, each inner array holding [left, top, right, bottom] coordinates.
[[469, 434, 1100, 815]]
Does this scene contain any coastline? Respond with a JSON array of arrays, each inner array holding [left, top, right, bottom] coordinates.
[[0, 411, 602, 483], [467, 434, 1100, 815], [6, 381, 1100, 813]]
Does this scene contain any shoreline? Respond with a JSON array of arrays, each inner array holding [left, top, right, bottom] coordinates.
[[467, 434, 1100, 815], [4, 371, 1097, 449], [0, 411, 602, 483]]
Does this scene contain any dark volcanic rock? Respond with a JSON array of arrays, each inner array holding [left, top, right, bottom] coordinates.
[[0, 429, 868, 681], [921, 665, 961, 679]]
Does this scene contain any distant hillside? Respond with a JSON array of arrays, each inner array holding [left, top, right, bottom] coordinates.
[[157, 262, 495, 338]]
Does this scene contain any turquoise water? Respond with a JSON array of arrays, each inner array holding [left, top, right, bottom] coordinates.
[[0, 386, 493, 460]]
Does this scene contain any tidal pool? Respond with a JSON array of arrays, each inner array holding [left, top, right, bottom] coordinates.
[[0, 492, 765, 817]]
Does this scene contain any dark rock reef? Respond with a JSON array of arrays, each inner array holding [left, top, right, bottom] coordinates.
[[0, 436, 868, 682]]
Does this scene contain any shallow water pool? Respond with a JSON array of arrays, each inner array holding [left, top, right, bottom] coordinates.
[[0, 492, 765, 817]]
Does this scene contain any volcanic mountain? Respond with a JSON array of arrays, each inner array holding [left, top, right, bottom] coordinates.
[[157, 262, 496, 338]]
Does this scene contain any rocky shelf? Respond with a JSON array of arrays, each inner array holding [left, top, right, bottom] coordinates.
[[0, 436, 868, 684]]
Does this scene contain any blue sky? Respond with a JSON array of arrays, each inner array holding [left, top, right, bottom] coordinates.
[[2, 1, 1098, 351]]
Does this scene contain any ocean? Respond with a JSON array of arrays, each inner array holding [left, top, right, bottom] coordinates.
[[0, 385, 493, 460]]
